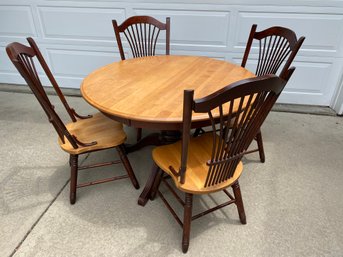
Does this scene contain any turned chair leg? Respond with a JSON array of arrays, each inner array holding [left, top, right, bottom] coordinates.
[[182, 193, 193, 253], [149, 168, 163, 200], [256, 129, 265, 163], [116, 145, 140, 189], [232, 181, 246, 224], [69, 154, 78, 205], [136, 128, 142, 142]]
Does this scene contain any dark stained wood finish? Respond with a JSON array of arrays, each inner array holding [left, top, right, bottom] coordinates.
[[181, 75, 287, 188], [139, 73, 293, 253], [232, 181, 246, 224], [112, 15, 170, 60], [112, 15, 170, 141], [6, 38, 140, 205], [241, 24, 305, 77], [182, 193, 193, 253], [241, 24, 305, 162]]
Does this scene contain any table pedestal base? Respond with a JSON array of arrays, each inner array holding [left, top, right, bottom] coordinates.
[[125, 130, 181, 153]]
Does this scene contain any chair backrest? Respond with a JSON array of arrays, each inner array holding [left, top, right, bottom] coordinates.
[[6, 38, 79, 148], [178, 69, 294, 185], [112, 16, 170, 60], [241, 24, 305, 78]]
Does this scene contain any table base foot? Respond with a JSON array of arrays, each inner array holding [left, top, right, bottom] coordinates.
[[138, 162, 160, 206], [125, 130, 181, 153]]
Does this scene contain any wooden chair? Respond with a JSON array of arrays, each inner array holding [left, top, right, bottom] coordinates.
[[240, 24, 305, 162], [6, 38, 140, 205], [140, 69, 294, 253], [112, 15, 170, 141]]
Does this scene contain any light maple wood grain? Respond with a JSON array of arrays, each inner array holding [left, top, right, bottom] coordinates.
[[58, 113, 126, 155], [81, 55, 254, 129], [152, 133, 243, 194]]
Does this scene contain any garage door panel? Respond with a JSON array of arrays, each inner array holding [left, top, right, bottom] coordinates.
[[235, 12, 343, 56], [0, 5, 36, 37], [232, 56, 339, 105], [38, 6, 125, 41], [134, 9, 231, 48], [46, 49, 120, 77]]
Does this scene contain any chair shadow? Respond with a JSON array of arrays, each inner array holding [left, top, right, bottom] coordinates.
[[0, 163, 69, 216]]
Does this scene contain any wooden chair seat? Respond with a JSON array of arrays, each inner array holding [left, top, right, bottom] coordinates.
[[153, 133, 243, 194], [59, 112, 126, 155]]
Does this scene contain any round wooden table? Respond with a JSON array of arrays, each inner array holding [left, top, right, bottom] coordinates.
[[81, 55, 254, 131], [82, 55, 255, 205]]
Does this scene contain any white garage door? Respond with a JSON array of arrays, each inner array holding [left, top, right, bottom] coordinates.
[[1, 0, 343, 112]]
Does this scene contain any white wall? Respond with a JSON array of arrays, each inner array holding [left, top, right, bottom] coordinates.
[[1, 0, 343, 113]]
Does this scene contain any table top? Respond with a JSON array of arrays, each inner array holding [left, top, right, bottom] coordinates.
[[81, 55, 255, 130]]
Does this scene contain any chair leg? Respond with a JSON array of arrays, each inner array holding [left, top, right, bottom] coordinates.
[[232, 181, 246, 224], [256, 129, 265, 163], [136, 128, 142, 142], [182, 193, 193, 253], [69, 154, 78, 205], [116, 145, 140, 189], [149, 168, 163, 200]]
